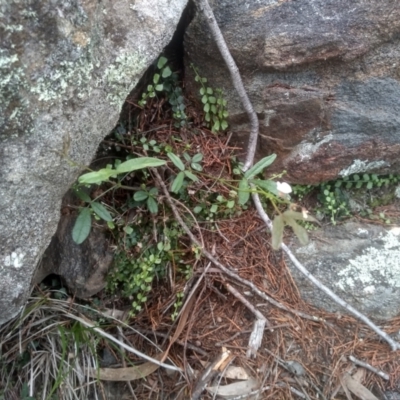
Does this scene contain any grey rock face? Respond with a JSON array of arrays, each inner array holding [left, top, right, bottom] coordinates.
[[0, 0, 188, 325], [289, 222, 400, 320], [185, 0, 400, 184], [34, 194, 113, 299]]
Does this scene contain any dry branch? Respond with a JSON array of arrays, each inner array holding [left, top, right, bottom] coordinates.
[[194, 0, 400, 352]]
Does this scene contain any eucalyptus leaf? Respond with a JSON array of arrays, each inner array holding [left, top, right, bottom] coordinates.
[[171, 171, 185, 193], [271, 214, 284, 250], [244, 154, 277, 179], [284, 217, 309, 246], [283, 210, 318, 223], [78, 168, 114, 185], [116, 157, 166, 174], [72, 208, 92, 244], [91, 202, 113, 222], [251, 179, 278, 196], [238, 178, 250, 205], [167, 153, 185, 171]]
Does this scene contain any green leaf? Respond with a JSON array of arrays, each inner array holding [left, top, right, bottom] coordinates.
[[162, 66, 172, 78], [210, 204, 218, 213], [201, 94, 208, 104], [271, 214, 284, 250], [244, 154, 277, 178], [206, 87, 213, 94], [74, 188, 91, 203], [251, 179, 278, 196], [91, 202, 113, 222], [155, 84, 163, 91], [134, 190, 148, 201], [201, 77, 207, 83], [238, 178, 250, 205], [116, 157, 166, 174], [284, 217, 309, 245], [208, 96, 216, 104], [200, 87, 205, 95], [212, 120, 220, 131], [183, 152, 192, 162], [221, 120, 228, 130], [147, 196, 158, 214], [149, 187, 158, 196], [227, 200, 235, 209], [78, 168, 114, 184], [204, 103, 210, 113], [167, 153, 185, 171], [193, 206, 203, 213], [171, 171, 185, 193], [191, 162, 203, 172], [72, 208, 92, 244], [153, 73, 160, 84], [367, 181, 373, 189], [124, 226, 133, 234], [157, 56, 168, 69], [184, 170, 199, 182], [192, 153, 203, 163]]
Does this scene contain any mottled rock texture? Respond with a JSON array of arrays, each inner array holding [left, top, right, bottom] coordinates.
[[185, 0, 400, 184], [0, 0, 188, 325], [290, 222, 400, 320]]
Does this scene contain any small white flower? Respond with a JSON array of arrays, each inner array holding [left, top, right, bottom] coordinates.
[[276, 182, 292, 195]]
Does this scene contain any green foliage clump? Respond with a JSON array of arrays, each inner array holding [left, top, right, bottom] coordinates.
[[292, 173, 400, 224], [191, 64, 229, 133], [139, 56, 187, 127]]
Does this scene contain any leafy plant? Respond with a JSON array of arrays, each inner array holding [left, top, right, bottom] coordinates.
[[139, 56, 187, 127], [272, 209, 318, 250], [133, 185, 159, 214], [168, 151, 202, 193], [72, 156, 166, 244], [293, 173, 400, 225], [237, 154, 278, 206], [191, 64, 229, 133]]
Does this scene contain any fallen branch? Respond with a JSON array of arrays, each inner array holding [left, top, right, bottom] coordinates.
[[348, 355, 390, 381], [194, 0, 400, 352], [194, 0, 258, 172]]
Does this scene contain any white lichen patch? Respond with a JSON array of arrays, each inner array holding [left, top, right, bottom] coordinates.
[[31, 58, 94, 102], [290, 134, 333, 162], [395, 185, 400, 199], [336, 230, 400, 291], [339, 159, 389, 177], [4, 251, 25, 269], [103, 52, 146, 107]]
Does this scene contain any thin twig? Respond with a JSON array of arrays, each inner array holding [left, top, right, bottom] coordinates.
[[348, 355, 390, 380], [194, 0, 259, 172], [252, 190, 400, 351], [225, 283, 269, 358]]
